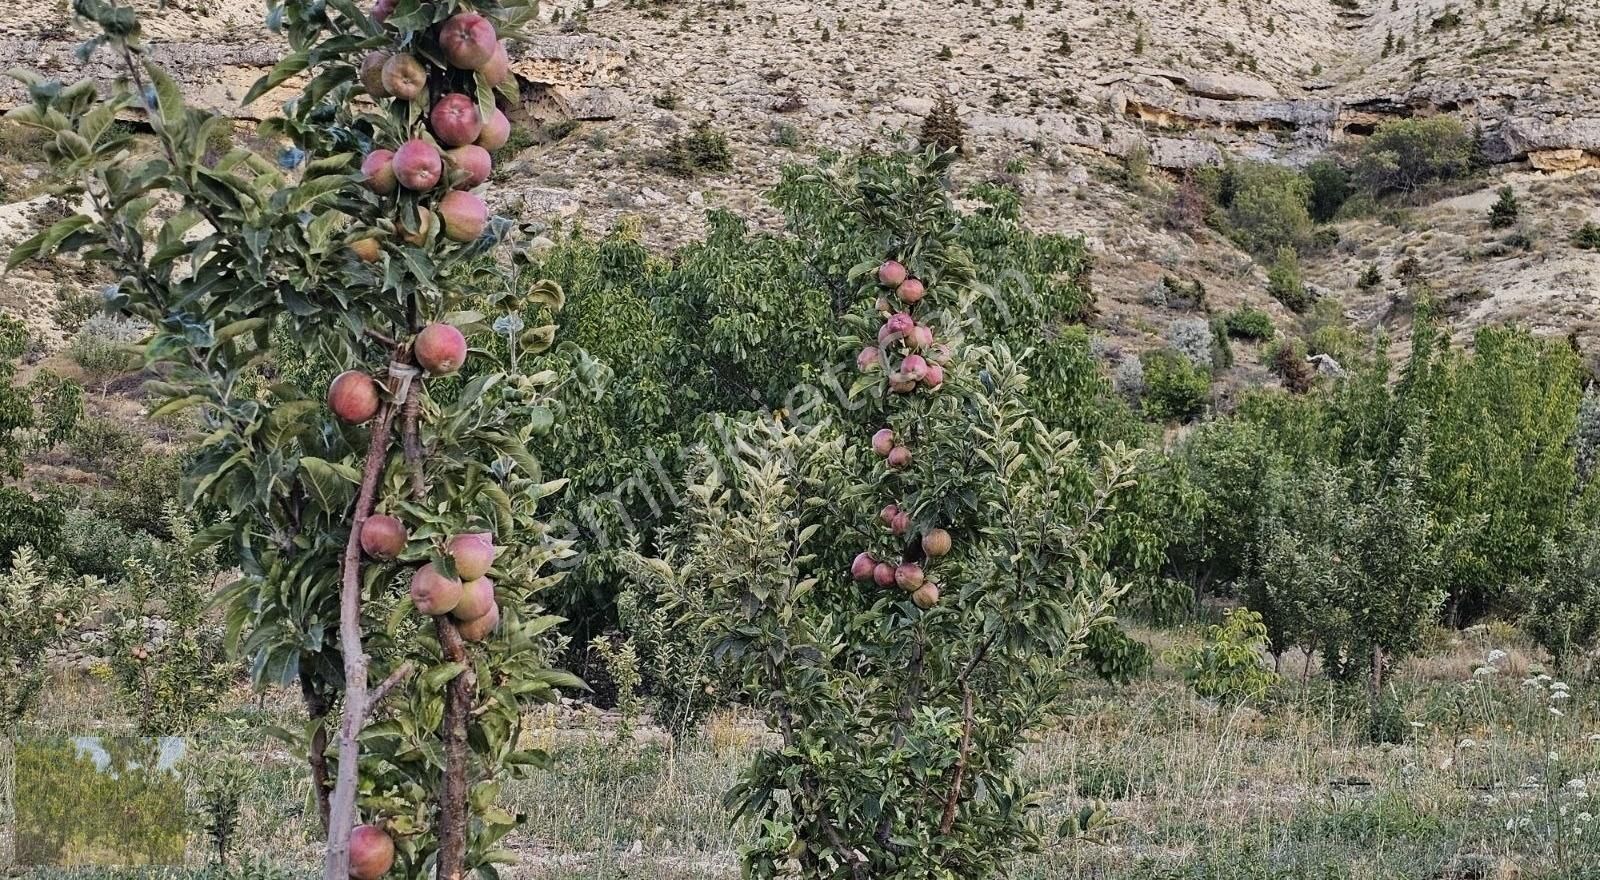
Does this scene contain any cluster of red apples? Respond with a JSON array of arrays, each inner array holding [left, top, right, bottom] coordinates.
[[354, 5, 512, 255], [849, 259, 954, 610]]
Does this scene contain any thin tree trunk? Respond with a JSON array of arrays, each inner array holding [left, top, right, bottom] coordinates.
[[435, 619, 473, 878], [939, 685, 976, 835], [323, 401, 397, 880], [301, 671, 332, 835], [398, 389, 472, 880]]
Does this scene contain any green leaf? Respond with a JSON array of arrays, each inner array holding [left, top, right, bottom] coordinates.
[[300, 456, 356, 513], [420, 661, 466, 691], [148, 394, 209, 419], [5, 214, 92, 269], [242, 50, 310, 107]]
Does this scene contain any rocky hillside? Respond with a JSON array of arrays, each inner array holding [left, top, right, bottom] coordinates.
[[3, 0, 1597, 373]]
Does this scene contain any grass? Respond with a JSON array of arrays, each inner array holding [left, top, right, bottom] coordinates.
[[8, 628, 1600, 878]]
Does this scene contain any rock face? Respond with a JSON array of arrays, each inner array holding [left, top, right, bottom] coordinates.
[[510, 34, 630, 122]]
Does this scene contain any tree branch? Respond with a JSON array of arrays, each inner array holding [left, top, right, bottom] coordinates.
[[365, 661, 416, 718], [322, 399, 397, 880]]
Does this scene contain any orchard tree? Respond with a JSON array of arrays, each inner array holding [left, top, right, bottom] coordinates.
[[628, 156, 1138, 878], [5, 0, 578, 876]]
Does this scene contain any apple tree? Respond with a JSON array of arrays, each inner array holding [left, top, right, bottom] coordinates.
[[626, 155, 1139, 877], [4, 0, 578, 876]]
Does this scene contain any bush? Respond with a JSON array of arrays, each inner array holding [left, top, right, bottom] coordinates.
[[652, 122, 733, 177], [50, 285, 102, 334], [1211, 161, 1313, 255], [98, 506, 235, 734], [1141, 348, 1211, 421], [1487, 186, 1519, 229], [1267, 246, 1311, 312], [919, 95, 965, 155], [0, 547, 92, 725], [1353, 116, 1479, 197], [66, 313, 147, 383], [1522, 524, 1600, 672], [1167, 317, 1215, 368], [1268, 337, 1316, 393], [1171, 608, 1281, 702], [1573, 221, 1600, 250], [1305, 158, 1351, 223], [1223, 307, 1276, 341], [1357, 262, 1383, 289], [57, 506, 158, 580]]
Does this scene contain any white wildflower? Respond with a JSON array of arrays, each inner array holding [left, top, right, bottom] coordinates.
[[1486, 649, 1508, 665]]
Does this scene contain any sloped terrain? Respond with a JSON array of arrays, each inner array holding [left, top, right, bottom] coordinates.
[[2, 0, 1598, 371]]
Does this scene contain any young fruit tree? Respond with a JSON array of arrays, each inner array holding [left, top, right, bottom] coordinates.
[[627, 158, 1139, 877], [6, 0, 578, 876]]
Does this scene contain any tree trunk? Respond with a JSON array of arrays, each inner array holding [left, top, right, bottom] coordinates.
[[435, 620, 474, 878], [322, 401, 397, 880], [300, 671, 332, 834], [397, 388, 471, 880]]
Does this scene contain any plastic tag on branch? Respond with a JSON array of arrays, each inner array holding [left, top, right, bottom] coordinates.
[[387, 362, 421, 405]]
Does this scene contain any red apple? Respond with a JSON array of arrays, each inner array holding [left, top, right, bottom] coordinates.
[[446, 144, 492, 188], [328, 370, 380, 424], [439, 12, 498, 70], [380, 53, 427, 101], [430, 93, 484, 147], [349, 824, 395, 880], [392, 139, 443, 191], [448, 532, 495, 580], [912, 581, 940, 609], [879, 504, 900, 527], [872, 562, 896, 587], [415, 322, 468, 375], [890, 510, 911, 535], [480, 41, 511, 86], [438, 190, 488, 242], [457, 602, 500, 641], [901, 355, 929, 382], [871, 428, 895, 457], [361, 149, 397, 195], [856, 345, 882, 372], [359, 51, 392, 98], [410, 562, 463, 616], [895, 563, 925, 591], [898, 278, 926, 304], [370, 0, 395, 23], [360, 514, 408, 560], [850, 552, 876, 582], [889, 372, 917, 394], [887, 312, 914, 335], [887, 446, 911, 469], [923, 363, 945, 388], [878, 260, 908, 287], [476, 108, 511, 151], [922, 528, 952, 558], [909, 324, 934, 350], [451, 576, 496, 622]]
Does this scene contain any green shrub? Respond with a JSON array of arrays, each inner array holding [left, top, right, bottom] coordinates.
[[1141, 348, 1211, 421], [1573, 221, 1600, 250], [1522, 523, 1600, 672], [1267, 246, 1311, 312], [0, 487, 63, 564], [57, 506, 158, 580], [1353, 116, 1479, 197], [1487, 186, 1519, 229], [1210, 161, 1313, 255], [1171, 608, 1281, 702], [0, 547, 92, 725], [652, 122, 733, 177], [50, 285, 102, 334], [99, 506, 235, 734], [1223, 307, 1275, 340], [1357, 262, 1383, 289], [66, 314, 146, 384], [1305, 158, 1351, 223]]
